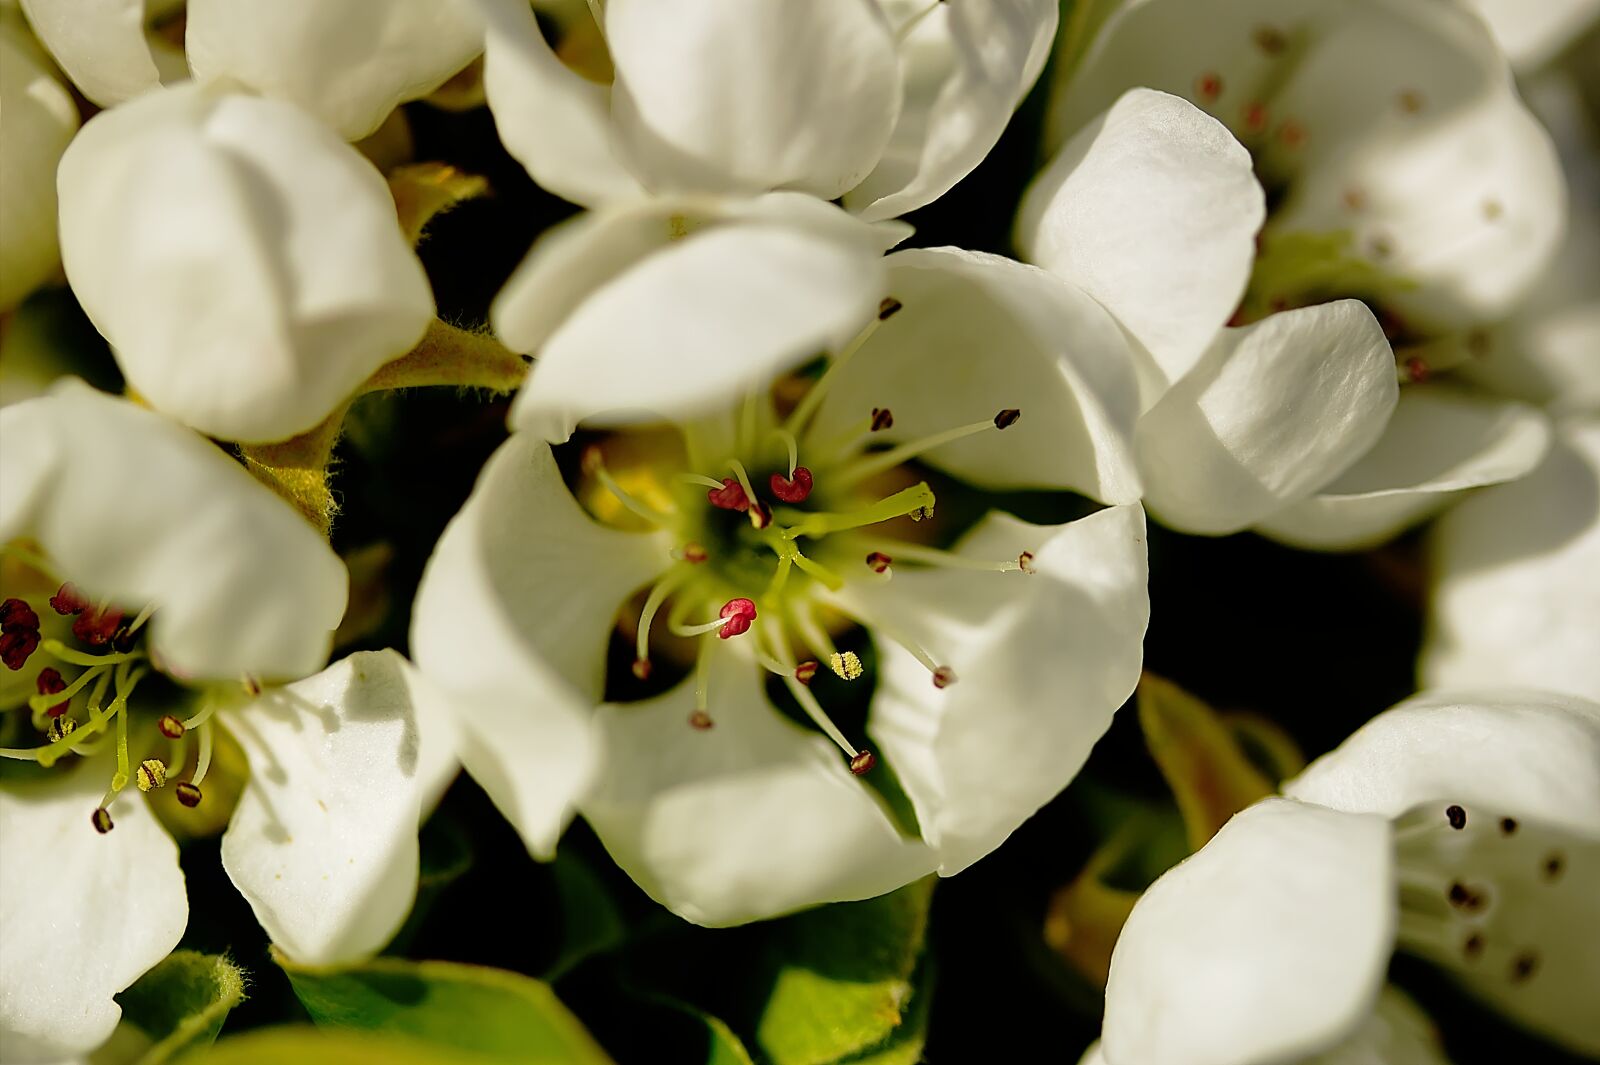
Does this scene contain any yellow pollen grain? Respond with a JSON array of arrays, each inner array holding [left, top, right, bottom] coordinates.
[[829, 651, 864, 681]]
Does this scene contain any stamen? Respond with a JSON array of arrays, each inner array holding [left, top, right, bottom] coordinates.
[[49, 583, 87, 615], [1195, 71, 1223, 103], [769, 467, 814, 504], [690, 639, 714, 730], [866, 552, 893, 575], [872, 407, 894, 432], [28, 661, 111, 713], [704, 477, 750, 512], [828, 651, 864, 681], [782, 483, 936, 540], [36, 639, 140, 668], [1499, 817, 1518, 835], [585, 448, 672, 527], [36, 668, 69, 717], [47, 717, 76, 743], [634, 569, 690, 679], [175, 782, 203, 807], [1, 597, 41, 670], [675, 542, 709, 564], [158, 714, 185, 739], [91, 807, 114, 833], [135, 758, 168, 792], [872, 541, 1029, 574], [763, 621, 867, 766], [670, 598, 757, 640], [124, 603, 156, 636], [830, 412, 1018, 490], [834, 602, 953, 688], [1447, 804, 1468, 830], [784, 297, 903, 435], [191, 721, 215, 787], [774, 427, 800, 478], [727, 461, 766, 529], [794, 661, 818, 685], [848, 751, 876, 775]]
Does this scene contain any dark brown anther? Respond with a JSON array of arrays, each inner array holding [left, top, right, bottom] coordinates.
[[865, 552, 893, 574], [49, 583, 87, 616], [1398, 89, 1424, 114], [91, 807, 114, 834], [1510, 951, 1539, 983], [877, 297, 902, 321], [1543, 852, 1566, 881], [1017, 551, 1036, 574], [37, 668, 69, 717], [2, 598, 40, 630], [1447, 882, 1487, 913], [175, 782, 203, 807], [688, 710, 714, 731], [158, 714, 186, 739], [631, 658, 652, 681], [849, 750, 876, 775], [794, 661, 818, 685], [993, 409, 1021, 431], [1252, 24, 1287, 55], [870, 407, 894, 432], [1464, 933, 1485, 960], [1499, 817, 1518, 835], [243, 675, 262, 697], [681, 542, 708, 564], [933, 666, 957, 689], [1446, 804, 1467, 830]]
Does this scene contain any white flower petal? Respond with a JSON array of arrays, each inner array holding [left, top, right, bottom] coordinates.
[[1102, 798, 1394, 1065], [1285, 690, 1600, 838], [848, 0, 1056, 220], [605, 0, 899, 199], [185, 0, 484, 141], [57, 84, 435, 443], [0, 33, 77, 311], [806, 247, 1142, 503], [509, 223, 885, 441], [1255, 388, 1553, 551], [221, 651, 452, 965], [18, 0, 161, 107], [582, 644, 936, 926], [1471, 0, 1600, 71], [1303, 987, 1450, 1065], [1018, 89, 1264, 403], [1421, 419, 1600, 702], [412, 433, 669, 858], [0, 382, 347, 681], [477, 0, 644, 207], [0, 766, 187, 1063], [1135, 301, 1397, 535], [838, 504, 1149, 874]]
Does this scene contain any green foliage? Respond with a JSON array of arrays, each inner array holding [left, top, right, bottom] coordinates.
[[115, 950, 246, 1064], [276, 951, 611, 1064], [752, 879, 935, 1065], [179, 1028, 498, 1065]]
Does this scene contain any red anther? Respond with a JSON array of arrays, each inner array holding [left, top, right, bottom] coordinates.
[[865, 552, 893, 574], [688, 710, 715, 731], [50, 583, 88, 616], [1018, 551, 1036, 574], [1, 598, 38, 631], [706, 478, 750, 512], [794, 661, 818, 685], [870, 408, 894, 432], [72, 607, 125, 648], [1194, 71, 1223, 102], [769, 466, 814, 504], [1279, 120, 1306, 148], [993, 409, 1021, 430], [747, 502, 772, 530], [37, 668, 69, 717], [1404, 356, 1431, 383], [681, 542, 708, 564], [1242, 102, 1269, 134], [849, 750, 876, 775], [932, 666, 958, 689], [717, 598, 757, 640], [158, 714, 185, 738], [631, 657, 652, 680]]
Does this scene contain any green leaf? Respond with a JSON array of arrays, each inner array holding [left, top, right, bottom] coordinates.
[[545, 849, 625, 979], [115, 950, 246, 1064], [178, 1027, 497, 1065], [642, 996, 757, 1065], [840, 959, 933, 1065], [754, 879, 935, 1065], [275, 951, 612, 1064]]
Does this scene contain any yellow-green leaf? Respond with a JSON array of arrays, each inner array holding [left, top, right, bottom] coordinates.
[[116, 950, 246, 1064]]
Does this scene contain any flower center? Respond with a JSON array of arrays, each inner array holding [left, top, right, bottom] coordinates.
[[574, 297, 1035, 773], [1, 547, 244, 832], [1391, 800, 1592, 991]]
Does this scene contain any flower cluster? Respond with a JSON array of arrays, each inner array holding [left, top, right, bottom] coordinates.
[[0, 1, 1594, 1062]]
